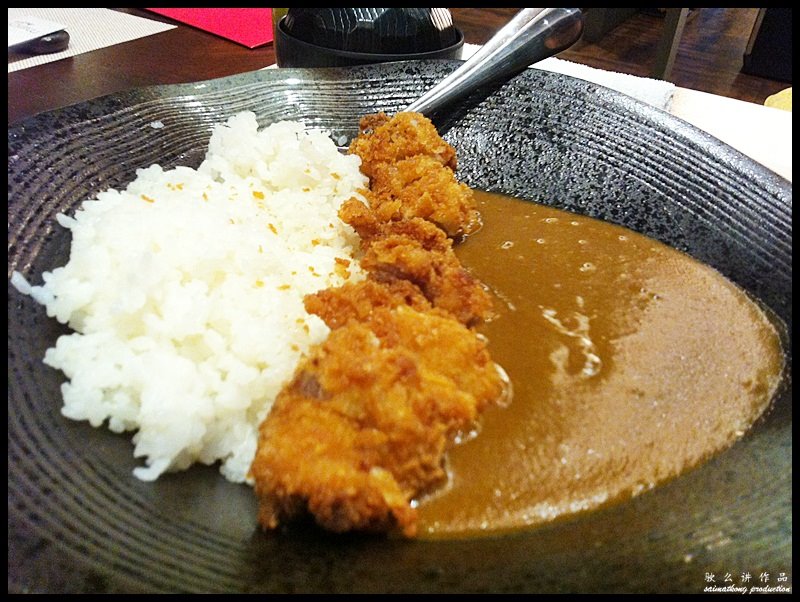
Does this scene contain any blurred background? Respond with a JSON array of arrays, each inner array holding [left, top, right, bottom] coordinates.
[[451, 7, 791, 105]]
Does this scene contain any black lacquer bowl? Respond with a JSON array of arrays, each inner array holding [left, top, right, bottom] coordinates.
[[8, 62, 792, 593], [276, 8, 464, 67]]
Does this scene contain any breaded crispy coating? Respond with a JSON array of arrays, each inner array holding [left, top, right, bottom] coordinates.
[[304, 279, 432, 330], [370, 156, 481, 237], [348, 112, 479, 237], [349, 112, 457, 179], [339, 199, 494, 327], [250, 305, 506, 537], [338, 196, 384, 241]]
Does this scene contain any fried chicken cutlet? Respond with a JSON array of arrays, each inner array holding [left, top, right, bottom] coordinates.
[[250, 303, 506, 537], [349, 112, 457, 179], [340, 198, 493, 327], [349, 112, 480, 237], [250, 111, 507, 537]]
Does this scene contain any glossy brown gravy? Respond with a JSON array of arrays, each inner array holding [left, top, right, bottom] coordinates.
[[417, 191, 784, 538]]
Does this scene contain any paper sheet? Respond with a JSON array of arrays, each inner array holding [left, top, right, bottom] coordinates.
[[145, 8, 273, 49], [8, 15, 66, 48], [7, 8, 175, 73]]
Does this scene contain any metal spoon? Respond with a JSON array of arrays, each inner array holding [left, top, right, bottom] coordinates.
[[337, 8, 583, 149], [405, 7, 584, 116]]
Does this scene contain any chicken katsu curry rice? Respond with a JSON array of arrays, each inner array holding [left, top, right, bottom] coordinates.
[[13, 111, 785, 539]]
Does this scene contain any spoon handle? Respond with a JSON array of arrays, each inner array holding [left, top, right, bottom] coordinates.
[[404, 8, 584, 115]]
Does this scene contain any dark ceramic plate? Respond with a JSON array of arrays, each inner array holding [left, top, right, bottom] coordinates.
[[8, 61, 792, 593]]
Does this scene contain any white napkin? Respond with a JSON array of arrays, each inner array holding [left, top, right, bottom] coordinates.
[[8, 8, 175, 73], [462, 43, 676, 111]]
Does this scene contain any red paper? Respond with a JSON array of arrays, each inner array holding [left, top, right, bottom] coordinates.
[[146, 8, 273, 49]]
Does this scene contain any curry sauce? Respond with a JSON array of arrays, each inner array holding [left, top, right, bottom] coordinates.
[[418, 191, 784, 537]]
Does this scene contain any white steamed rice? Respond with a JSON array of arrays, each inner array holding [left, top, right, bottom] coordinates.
[[11, 111, 367, 483]]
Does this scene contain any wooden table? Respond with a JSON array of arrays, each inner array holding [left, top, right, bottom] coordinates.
[[8, 8, 791, 182]]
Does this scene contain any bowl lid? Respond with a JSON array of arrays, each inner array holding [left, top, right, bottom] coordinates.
[[283, 8, 460, 54]]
